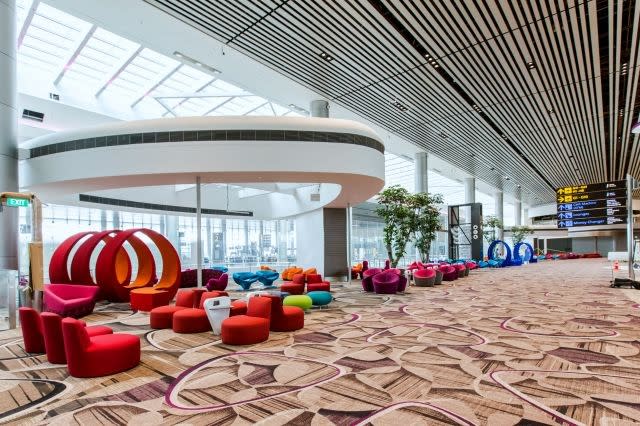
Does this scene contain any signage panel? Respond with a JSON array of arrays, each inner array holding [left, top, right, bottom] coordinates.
[[557, 197, 626, 211], [555, 180, 628, 229], [5, 197, 30, 207], [448, 203, 483, 260], [557, 188, 626, 203], [556, 180, 626, 195]]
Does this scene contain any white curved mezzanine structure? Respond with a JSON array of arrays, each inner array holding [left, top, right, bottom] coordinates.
[[20, 116, 385, 218]]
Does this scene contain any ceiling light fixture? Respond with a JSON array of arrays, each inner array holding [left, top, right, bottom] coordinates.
[[319, 52, 334, 62], [391, 99, 409, 112], [172, 51, 220, 74], [526, 61, 536, 70]]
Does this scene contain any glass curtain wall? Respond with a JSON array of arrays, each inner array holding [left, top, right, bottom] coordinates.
[[19, 204, 297, 283]]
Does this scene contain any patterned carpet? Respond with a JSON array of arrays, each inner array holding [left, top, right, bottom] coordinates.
[[1, 259, 639, 425]]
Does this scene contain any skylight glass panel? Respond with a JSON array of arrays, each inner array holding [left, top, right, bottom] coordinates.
[[244, 102, 273, 116], [271, 103, 290, 116], [201, 79, 246, 95], [384, 153, 414, 193], [15, 0, 34, 31]]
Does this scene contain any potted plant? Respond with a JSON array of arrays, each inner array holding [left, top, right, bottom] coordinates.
[[376, 186, 413, 268], [510, 225, 533, 245], [483, 215, 503, 259], [411, 192, 444, 263]]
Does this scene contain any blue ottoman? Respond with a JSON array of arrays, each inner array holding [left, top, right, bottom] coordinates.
[[307, 291, 332, 307]]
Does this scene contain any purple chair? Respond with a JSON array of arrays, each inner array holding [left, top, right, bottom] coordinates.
[[389, 268, 407, 292], [372, 270, 399, 294], [362, 268, 382, 292], [206, 273, 228, 291], [383, 260, 390, 270], [44, 284, 99, 318]]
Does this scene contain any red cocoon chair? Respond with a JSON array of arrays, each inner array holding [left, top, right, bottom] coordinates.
[[306, 273, 331, 292], [61, 318, 140, 377], [440, 265, 458, 281], [40, 312, 112, 364], [260, 294, 303, 332], [172, 291, 228, 333], [44, 284, 99, 318], [19, 307, 46, 353], [150, 289, 200, 329], [221, 297, 272, 345], [454, 263, 466, 278]]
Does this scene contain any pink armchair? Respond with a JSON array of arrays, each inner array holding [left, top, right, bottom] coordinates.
[[44, 284, 99, 318]]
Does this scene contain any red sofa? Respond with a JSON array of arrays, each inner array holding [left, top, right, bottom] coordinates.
[[306, 274, 331, 292], [149, 288, 205, 329], [40, 312, 112, 364], [61, 317, 140, 377]]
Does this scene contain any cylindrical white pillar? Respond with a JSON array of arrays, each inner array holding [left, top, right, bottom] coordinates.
[[310, 100, 329, 118], [464, 177, 475, 204], [0, 0, 18, 271], [523, 208, 529, 226], [515, 200, 522, 226], [414, 152, 429, 193], [495, 191, 504, 241], [196, 176, 202, 288]]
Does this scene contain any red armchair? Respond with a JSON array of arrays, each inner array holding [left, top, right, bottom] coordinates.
[[260, 294, 303, 332], [19, 307, 46, 353], [362, 268, 383, 292], [440, 265, 458, 281], [207, 273, 228, 291], [172, 291, 228, 333], [61, 317, 140, 377], [44, 284, 99, 318], [281, 282, 305, 295], [221, 297, 272, 345], [414, 269, 436, 287], [149, 288, 204, 329], [454, 263, 466, 278], [306, 274, 331, 292], [41, 312, 112, 364]]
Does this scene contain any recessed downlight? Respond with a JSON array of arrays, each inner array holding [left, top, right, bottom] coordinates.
[[319, 52, 334, 62], [526, 61, 536, 70]]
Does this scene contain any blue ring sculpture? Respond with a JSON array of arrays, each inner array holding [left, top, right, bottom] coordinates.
[[514, 242, 536, 263], [488, 240, 512, 267]]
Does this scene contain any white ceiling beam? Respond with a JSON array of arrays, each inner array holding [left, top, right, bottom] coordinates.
[[201, 96, 235, 116], [269, 102, 277, 116], [155, 97, 177, 117], [17, 0, 39, 48], [53, 24, 97, 86], [161, 76, 218, 117], [242, 101, 270, 115], [154, 92, 253, 99], [94, 45, 143, 97], [131, 63, 183, 108]]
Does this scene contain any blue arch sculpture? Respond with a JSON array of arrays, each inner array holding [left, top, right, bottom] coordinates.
[[488, 240, 512, 267], [514, 242, 536, 263]]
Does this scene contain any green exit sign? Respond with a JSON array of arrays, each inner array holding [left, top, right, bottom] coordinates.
[[5, 197, 30, 207]]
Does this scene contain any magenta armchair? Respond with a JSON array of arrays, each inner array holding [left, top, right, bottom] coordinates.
[[44, 284, 99, 318], [372, 270, 399, 294], [362, 268, 383, 292], [206, 273, 228, 291]]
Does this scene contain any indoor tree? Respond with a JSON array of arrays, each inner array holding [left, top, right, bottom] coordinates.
[[376, 185, 414, 268], [510, 225, 534, 244], [411, 192, 444, 262], [483, 215, 503, 244]]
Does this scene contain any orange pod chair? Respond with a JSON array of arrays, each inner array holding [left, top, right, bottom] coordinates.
[[303, 267, 317, 276]]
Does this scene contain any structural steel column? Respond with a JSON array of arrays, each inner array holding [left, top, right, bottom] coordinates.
[[0, 0, 18, 271], [414, 152, 429, 193], [464, 177, 475, 204]]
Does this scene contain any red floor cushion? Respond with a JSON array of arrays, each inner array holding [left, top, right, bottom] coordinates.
[[307, 281, 330, 292], [150, 305, 188, 329]]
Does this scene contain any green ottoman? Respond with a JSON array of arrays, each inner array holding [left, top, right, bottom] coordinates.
[[283, 295, 312, 311], [307, 291, 332, 307]]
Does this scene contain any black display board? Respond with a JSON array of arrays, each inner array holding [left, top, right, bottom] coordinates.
[[556, 180, 627, 228], [448, 203, 483, 260]]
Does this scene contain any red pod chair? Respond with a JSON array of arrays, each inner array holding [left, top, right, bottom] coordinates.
[[260, 294, 303, 332], [361, 268, 383, 292], [221, 296, 272, 345], [454, 263, 466, 278], [306, 274, 331, 292], [40, 312, 112, 364], [440, 265, 458, 281], [18, 307, 45, 354], [414, 269, 436, 287], [149, 289, 200, 329], [372, 270, 400, 294], [465, 261, 478, 270], [61, 317, 140, 378]]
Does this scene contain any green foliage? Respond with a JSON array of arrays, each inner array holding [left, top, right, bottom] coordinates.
[[482, 215, 503, 244], [376, 186, 414, 268], [510, 225, 534, 244], [411, 192, 444, 262], [376, 185, 444, 267]]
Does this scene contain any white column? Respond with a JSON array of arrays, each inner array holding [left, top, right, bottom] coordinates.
[[523, 208, 529, 226], [495, 191, 504, 241], [464, 177, 475, 204], [196, 176, 202, 287], [414, 152, 429, 193], [310, 100, 329, 118], [0, 0, 18, 270], [515, 200, 522, 226]]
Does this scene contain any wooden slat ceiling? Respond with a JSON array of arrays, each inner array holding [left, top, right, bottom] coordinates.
[[144, 0, 640, 204]]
